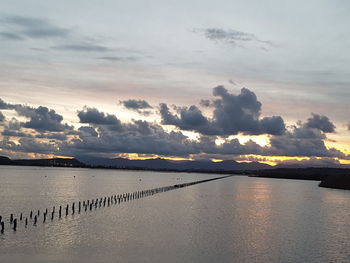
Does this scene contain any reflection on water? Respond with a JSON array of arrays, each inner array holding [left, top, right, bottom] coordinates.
[[0, 166, 350, 263]]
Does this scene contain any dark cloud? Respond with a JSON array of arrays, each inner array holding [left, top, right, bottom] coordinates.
[[53, 44, 111, 52], [267, 124, 344, 158], [199, 99, 211, 107], [36, 133, 67, 141], [2, 129, 33, 138], [15, 105, 71, 132], [194, 28, 273, 48], [1, 15, 70, 39], [121, 99, 152, 110], [228, 79, 236, 85], [120, 99, 152, 116], [160, 86, 286, 136], [0, 137, 58, 154], [0, 95, 347, 162], [1, 15, 115, 56], [0, 112, 5, 122], [0, 31, 24, 40], [160, 103, 218, 135], [98, 56, 138, 61], [260, 116, 286, 136], [0, 99, 71, 133], [60, 120, 196, 157], [276, 157, 343, 168], [78, 126, 98, 137], [78, 107, 122, 128], [305, 113, 335, 133], [0, 98, 15, 109]]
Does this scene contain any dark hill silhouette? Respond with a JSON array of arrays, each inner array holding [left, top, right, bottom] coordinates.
[[319, 174, 350, 190], [0, 156, 13, 165], [251, 168, 350, 181], [76, 156, 272, 171], [0, 156, 84, 167]]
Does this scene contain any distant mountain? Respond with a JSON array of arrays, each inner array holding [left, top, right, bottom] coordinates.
[[251, 167, 350, 181], [14, 158, 85, 167], [319, 174, 350, 190], [0, 156, 84, 167], [76, 156, 272, 171], [0, 156, 13, 165]]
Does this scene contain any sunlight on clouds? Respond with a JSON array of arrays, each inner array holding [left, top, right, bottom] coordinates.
[[236, 155, 310, 166], [116, 153, 193, 161], [217, 134, 270, 147]]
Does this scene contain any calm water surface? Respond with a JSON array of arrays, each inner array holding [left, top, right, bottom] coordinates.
[[0, 165, 349, 263]]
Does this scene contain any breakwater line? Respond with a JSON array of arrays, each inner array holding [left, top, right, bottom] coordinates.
[[0, 175, 233, 234]]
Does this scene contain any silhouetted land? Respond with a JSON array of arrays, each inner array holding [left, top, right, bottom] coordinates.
[[249, 168, 350, 181], [319, 174, 350, 190], [250, 168, 350, 190], [1, 156, 350, 190]]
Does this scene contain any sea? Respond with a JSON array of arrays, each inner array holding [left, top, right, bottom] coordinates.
[[0, 165, 349, 263]]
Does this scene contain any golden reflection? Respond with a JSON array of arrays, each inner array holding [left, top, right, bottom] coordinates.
[[240, 180, 273, 252]]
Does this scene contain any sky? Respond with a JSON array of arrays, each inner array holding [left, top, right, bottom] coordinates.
[[0, 0, 349, 166]]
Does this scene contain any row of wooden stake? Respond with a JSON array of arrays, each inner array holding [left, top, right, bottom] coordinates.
[[0, 175, 232, 234]]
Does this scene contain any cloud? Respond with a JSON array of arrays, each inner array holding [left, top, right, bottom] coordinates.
[[193, 28, 273, 48], [305, 113, 335, 133], [0, 137, 58, 154], [0, 94, 347, 162], [0, 99, 71, 134], [78, 126, 98, 137], [78, 107, 122, 128], [121, 99, 152, 110], [199, 99, 211, 107], [53, 44, 111, 52], [0, 98, 15, 109], [36, 132, 67, 141], [0, 15, 114, 55], [267, 123, 344, 158], [0, 112, 5, 122], [98, 56, 138, 61], [121, 99, 153, 116], [0, 31, 24, 40], [60, 119, 196, 157], [160, 86, 286, 136], [228, 79, 236, 85], [2, 129, 33, 138], [276, 157, 344, 168], [348, 122, 350, 131], [1, 15, 70, 39], [15, 105, 71, 132]]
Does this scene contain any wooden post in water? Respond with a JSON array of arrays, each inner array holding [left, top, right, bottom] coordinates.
[[1, 221, 4, 233], [20, 213, 23, 221], [34, 215, 37, 225], [13, 218, 17, 231], [25, 217, 28, 227], [65, 204, 69, 216], [30, 211, 33, 219], [59, 206, 62, 218], [10, 213, 13, 224]]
